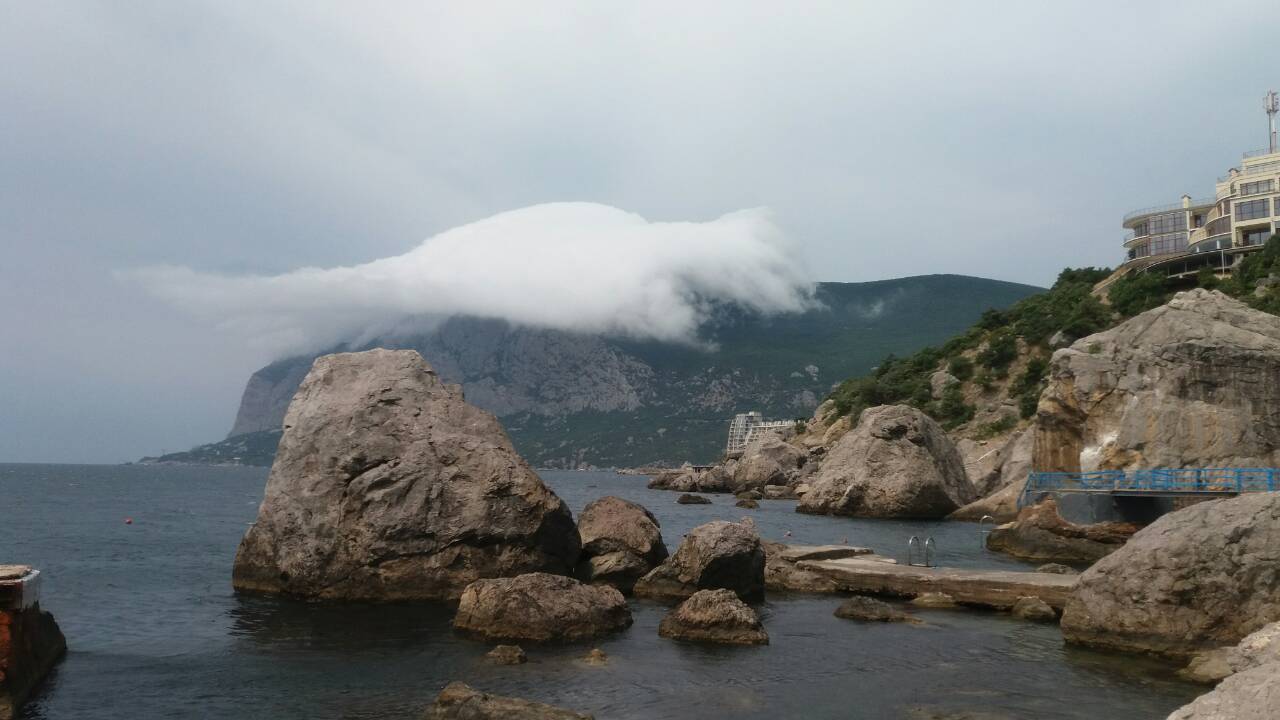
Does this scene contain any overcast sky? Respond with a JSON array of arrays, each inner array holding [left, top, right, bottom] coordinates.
[[4, 1, 1280, 463]]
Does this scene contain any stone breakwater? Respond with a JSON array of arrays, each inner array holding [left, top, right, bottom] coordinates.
[[1, 566, 66, 720]]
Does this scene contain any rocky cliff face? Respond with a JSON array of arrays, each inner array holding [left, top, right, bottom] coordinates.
[[1034, 289, 1280, 473], [231, 349, 580, 601], [213, 276, 1041, 468]]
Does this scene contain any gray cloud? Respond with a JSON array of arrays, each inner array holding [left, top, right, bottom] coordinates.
[[4, 1, 1280, 462]]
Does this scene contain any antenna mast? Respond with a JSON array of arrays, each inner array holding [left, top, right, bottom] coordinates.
[[1267, 90, 1279, 154]]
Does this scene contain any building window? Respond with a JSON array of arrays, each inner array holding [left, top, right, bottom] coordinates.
[[1242, 228, 1272, 247], [1241, 179, 1274, 196], [1236, 199, 1270, 221]]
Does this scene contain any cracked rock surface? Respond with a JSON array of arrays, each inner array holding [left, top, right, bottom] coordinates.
[[232, 349, 579, 601]]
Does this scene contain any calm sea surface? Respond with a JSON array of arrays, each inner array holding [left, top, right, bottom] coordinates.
[[2, 464, 1199, 719]]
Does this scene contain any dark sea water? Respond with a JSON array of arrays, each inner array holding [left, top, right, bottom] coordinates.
[[2, 464, 1200, 719]]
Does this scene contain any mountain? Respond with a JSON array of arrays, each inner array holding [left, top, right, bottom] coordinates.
[[148, 275, 1041, 469]]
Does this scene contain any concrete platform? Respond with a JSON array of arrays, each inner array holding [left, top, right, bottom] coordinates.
[[777, 545, 873, 563], [0, 566, 40, 611], [796, 556, 1077, 610]]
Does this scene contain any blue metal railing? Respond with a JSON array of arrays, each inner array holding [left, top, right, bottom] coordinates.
[[1021, 468, 1280, 507]]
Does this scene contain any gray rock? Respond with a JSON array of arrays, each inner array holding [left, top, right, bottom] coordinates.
[[581, 648, 608, 666], [735, 490, 763, 501], [911, 592, 957, 608], [1062, 493, 1280, 657], [1035, 289, 1280, 475], [734, 435, 806, 490], [575, 496, 667, 592], [735, 498, 759, 509], [634, 521, 766, 601], [930, 370, 959, 399], [1035, 563, 1078, 575], [426, 681, 593, 720], [1011, 596, 1056, 623], [1165, 662, 1280, 720], [798, 405, 976, 518], [676, 494, 712, 505], [483, 645, 527, 665], [985, 499, 1136, 564], [950, 429, 1033, 522], [657, 589, 768, 645], [1180, 621, 1280, 684], [453, 573, 632, 644], [762, 541, 839, 593], [834, 595, 920, 623], [232, 350, 579, 601]]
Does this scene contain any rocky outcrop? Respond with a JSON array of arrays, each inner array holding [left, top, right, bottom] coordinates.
[[232, 349, 580, 602], [676, 494, 711, 505], [426, 681, 593, 720], [1061, 493, 1280, 657], [985, 499, 1137, 564], [1180, 621, 1280, 684], [453, 573, 632, 643], [798, 405, 976, 518], [633, 521, 765, 602], [734, 434, 807, 490], [1165, 663, 1280, 720], [762, 541, 840, 593], [657, 589, 768, 645], [484, 645, 527, 665], [949, 429, 1033, 522], [575, 497, 667, 593], [1035, 289, 1280, 474], [1, 567, 66, 720], [1011, 596, 1056, 623], [834, 596, 920, 624]]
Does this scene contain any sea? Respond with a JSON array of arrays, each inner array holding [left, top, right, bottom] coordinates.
[[1, 463, 1200, 719]]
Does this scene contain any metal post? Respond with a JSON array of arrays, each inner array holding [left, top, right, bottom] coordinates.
[[1268, 91, 1279, 154]]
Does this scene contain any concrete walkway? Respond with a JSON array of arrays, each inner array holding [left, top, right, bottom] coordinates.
[[797, 556, 1077, 610]]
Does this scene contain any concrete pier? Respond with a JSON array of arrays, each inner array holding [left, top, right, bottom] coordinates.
[[1, 566, 67, 720], [796, 556, 1077, 610]]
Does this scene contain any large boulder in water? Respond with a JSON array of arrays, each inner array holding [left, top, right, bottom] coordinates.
[[1035, 289, 1280, 474], [797, 405, 976, 518], [1061, 493, 1280, 657], [426, 681, 593, 720], [231, 349, 580, 601], [657, 589, 768, 645], [575, 496, 667, 592], [734, 434, 807, 490], [633, 521, 765, 601], [452, 573, 632, 643]]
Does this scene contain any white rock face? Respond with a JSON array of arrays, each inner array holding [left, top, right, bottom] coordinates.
[[797, 405, 975, 518], [1035, 289, 1280, 473], [232, 349, 580, 601]]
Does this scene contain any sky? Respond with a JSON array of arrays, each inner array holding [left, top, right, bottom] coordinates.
[[4, 1, 1280, 463]]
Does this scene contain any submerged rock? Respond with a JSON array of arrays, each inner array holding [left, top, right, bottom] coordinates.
[[426, 681, 593, 720], [798, 405, 975, 519], [985, 499, 1137, 564], [1180, 621, 1280, 684], [453, 573, 632, 644], [834, 595, 920, 624], [575, 496, 667, 593], [735, 499, 759, 509], [582, 648, 609, 666], [676, 494, 712, 505], [232, 349, 579, 601], [911, 592, 957, 608], [484, 645, 527, 665], [633, 521, 765, 602], [1061, 493, 1280, 657], [1011, 596, 1056, 623], [1035, 563, 1078, 575], [658, 589, 768, 645]]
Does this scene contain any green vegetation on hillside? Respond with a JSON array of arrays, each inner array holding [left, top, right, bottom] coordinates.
[[827, 267, 1112, 429], [828, 234, 1280, 434]]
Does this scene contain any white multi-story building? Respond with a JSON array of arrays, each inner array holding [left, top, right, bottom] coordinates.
[[725, 411, 792, 456], [1121, 93, 1280, 278]]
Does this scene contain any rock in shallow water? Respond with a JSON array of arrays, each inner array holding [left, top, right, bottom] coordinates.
[[483, 644, 527, 665], [1062, 493, 1280, 657], [985, 500, 1136, 565], [453, 573, 632, 644], [834, 595, 920, 624], [658, 589, 768, 645], [232, 349, 579, 602], [797, 405, 975, 519], [633, 521, 766, 602], [1011, 596, 1056, 623], [676, 494, 712, 505], [575, 496, 667, 593], [426, 681, 593, 720]]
